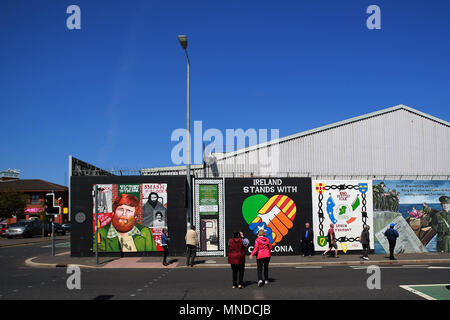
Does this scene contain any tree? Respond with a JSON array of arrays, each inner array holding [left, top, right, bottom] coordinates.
[[0, 188, 29, 220]]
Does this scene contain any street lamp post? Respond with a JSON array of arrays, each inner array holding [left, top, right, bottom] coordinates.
[[178, 35, 192, 228]]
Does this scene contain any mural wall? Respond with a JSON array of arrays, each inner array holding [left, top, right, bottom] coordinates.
[[373, 180, 450, 253], [70, 175, 449, 257], [92, 183, 168, 252], [225, 178, 312, 256], [312, 180, 374, 252], [70, 176, 186, 257]]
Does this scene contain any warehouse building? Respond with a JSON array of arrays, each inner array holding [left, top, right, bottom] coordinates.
[[142, 104, 450, 180]]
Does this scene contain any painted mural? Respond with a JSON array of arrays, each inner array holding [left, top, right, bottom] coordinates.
[[92, 183, 168, 252], [312, 180, 374, 252], [373, 180, 450, 253], [225, 178, 312, 255]]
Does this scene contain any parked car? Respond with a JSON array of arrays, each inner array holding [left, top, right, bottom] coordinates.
[[4, 220, 67, 238], [4, 221, 42, 238], [52, 223, 66, 236], [0, 222, 8, 236], [61, 222, 71, 232]]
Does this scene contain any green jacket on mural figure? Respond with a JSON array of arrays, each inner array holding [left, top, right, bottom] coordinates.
[[425, 196, 450, 252], [97, 222, 157, 252], [373, 184, 383, 209]]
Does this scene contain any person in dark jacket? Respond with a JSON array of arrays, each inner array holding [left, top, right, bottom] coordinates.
[[360, 225, 370, 260], [301, 222, 314, 257], [161, 228, 169, 266], [384, 223, 399, 260], [228, 230, 246, 289]]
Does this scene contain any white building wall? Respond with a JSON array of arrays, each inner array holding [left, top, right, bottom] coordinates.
[[210, 108, 450, 179]]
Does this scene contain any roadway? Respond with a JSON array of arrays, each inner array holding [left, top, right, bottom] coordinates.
[[0, 240, 449, 301]]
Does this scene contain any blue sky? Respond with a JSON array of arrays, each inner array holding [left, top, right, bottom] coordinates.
[[1, 0, 449, 186]]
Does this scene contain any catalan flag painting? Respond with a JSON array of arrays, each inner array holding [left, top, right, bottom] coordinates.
[[225, 178, 313, 256]]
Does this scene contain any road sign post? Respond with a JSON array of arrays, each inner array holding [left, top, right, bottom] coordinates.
[[52, 221, 55, 256]]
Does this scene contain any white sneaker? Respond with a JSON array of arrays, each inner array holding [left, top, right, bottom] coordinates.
[[258, 280, 263, 287], [363, 257, 369, 260], [264, 280, 269, 285]]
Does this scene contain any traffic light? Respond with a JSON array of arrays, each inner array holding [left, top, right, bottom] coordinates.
[[45, 193, 60, 215]]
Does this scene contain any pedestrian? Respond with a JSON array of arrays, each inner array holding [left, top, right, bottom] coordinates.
[[185, 225, 198, 267], [228, 230, 246, 289], [301, 222, 314, 257], [161, 228, 170, 266], [249, 229, 272, 287], [322, 223, 339, 258], [360, 225, 370, 260], [384, 223, 399, 260]]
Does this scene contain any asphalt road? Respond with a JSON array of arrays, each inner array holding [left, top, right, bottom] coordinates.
[[0, 241, 449, 301]]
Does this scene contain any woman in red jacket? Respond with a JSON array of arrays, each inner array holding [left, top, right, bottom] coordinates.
[[228, 230, 247, 289], [250, 229, 273, 287]]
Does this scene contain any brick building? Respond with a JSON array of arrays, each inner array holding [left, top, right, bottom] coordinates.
[[0, 174, 68, 224]]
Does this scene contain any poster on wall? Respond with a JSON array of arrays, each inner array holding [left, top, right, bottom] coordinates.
[[92, 183, 168, 252], [194, 179, 225, 257], [199, 185, 219, 216], [225, 178, 312, 256], [312, 180, 374, 252], [373, 180, 450, 253]]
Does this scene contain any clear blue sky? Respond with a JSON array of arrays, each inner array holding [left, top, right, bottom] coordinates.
[[1, 0, 449, 186]]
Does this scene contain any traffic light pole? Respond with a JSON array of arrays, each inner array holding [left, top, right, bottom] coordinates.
[[51, 220, 55, 256], [51, 190, 55, 256]]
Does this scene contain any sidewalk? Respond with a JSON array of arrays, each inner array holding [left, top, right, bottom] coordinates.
[[25, 251, 450, 269]]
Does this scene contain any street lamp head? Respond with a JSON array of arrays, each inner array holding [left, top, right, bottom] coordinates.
[[178, 35, 188, 50]]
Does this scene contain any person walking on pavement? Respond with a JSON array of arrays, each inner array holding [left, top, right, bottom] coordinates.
[[384, 223, 399, 260], [228, 230, 246, 289], [301, 222, 314, 257], [161, 228, 170, 266], [185, 225, 198, 267], [249, 229, 273, 287], [360, 225, 370, 260], [322, 223, 339, 258]]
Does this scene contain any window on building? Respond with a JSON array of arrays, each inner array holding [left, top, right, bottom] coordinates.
[[31, 194, 40, 204]]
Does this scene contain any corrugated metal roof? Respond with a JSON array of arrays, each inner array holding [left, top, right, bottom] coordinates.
[[212, 104, 450, 161]]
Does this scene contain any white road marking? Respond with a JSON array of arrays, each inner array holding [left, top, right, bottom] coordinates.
[[399, 285, 436, 300], [350, 265, 432, 270], [296, 266, 323, 269], [402, 265, 429, 267]]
